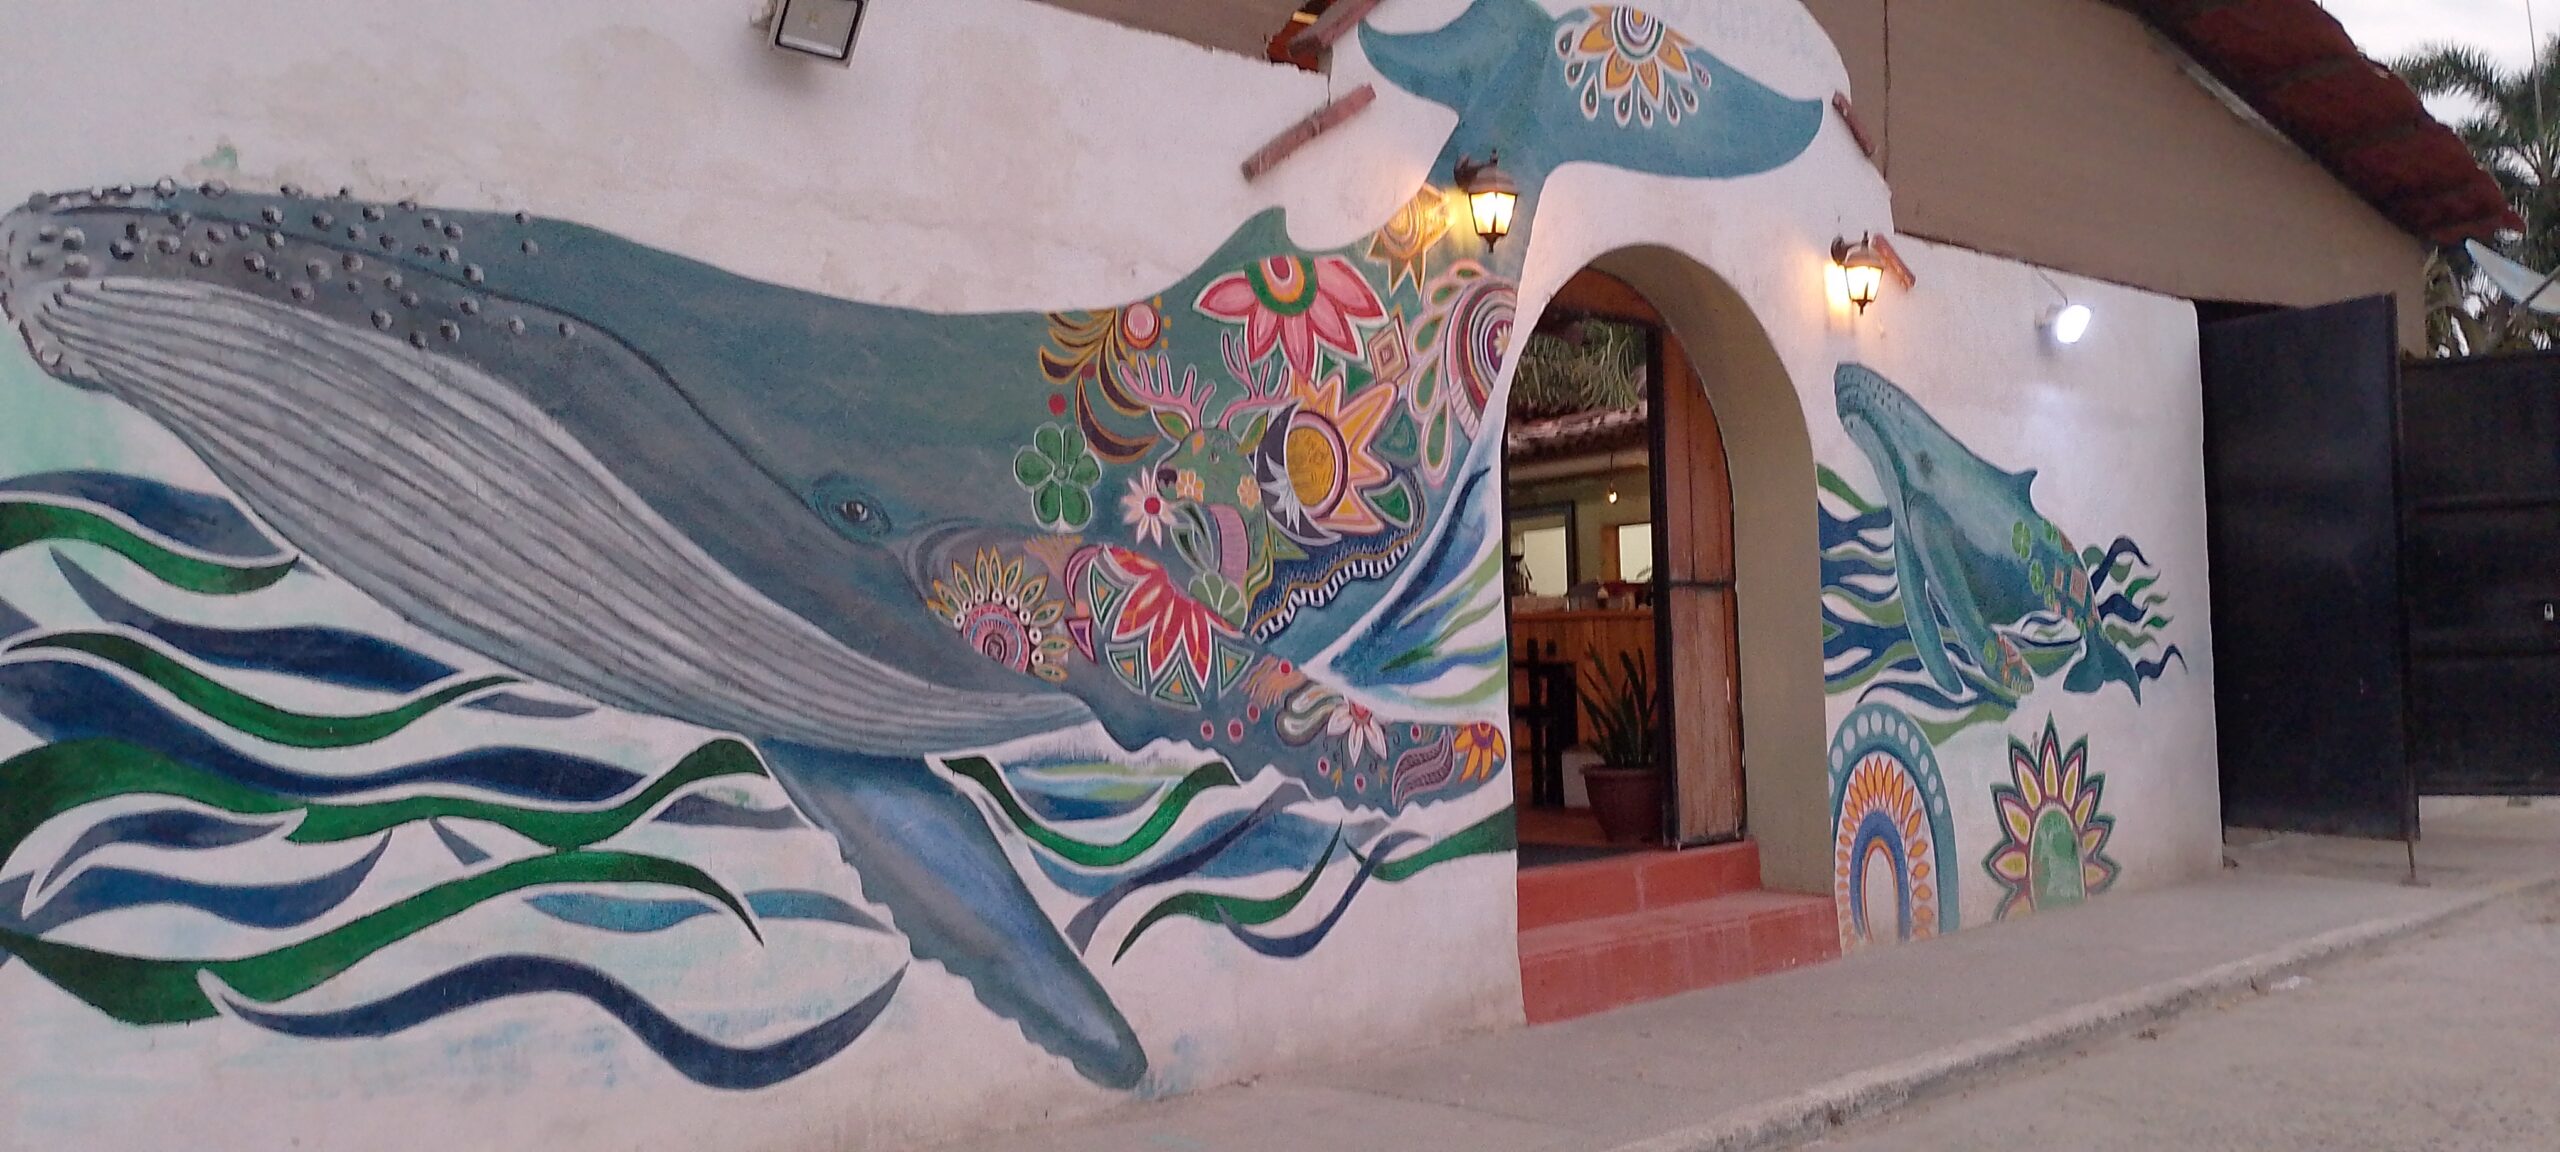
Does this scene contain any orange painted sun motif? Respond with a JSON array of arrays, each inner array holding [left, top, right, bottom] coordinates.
[[1827, 703, 1957, 950], [1277, 369, 1397, 537]]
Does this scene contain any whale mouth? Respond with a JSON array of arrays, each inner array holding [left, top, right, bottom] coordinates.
[[7, 269, 1091, 753]]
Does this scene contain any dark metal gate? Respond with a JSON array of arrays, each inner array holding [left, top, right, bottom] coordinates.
[[2200, 296, 2417, 839], [2401, 350, 2560, 795]]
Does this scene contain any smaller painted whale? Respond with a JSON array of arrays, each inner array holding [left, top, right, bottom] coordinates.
[[1834, 364, 2141, 701]]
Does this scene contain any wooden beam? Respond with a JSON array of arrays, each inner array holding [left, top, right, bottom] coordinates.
[[1240, 84, 1377, 180], [1831, 93, 1877, 159], [1871, 234, 1919, 290]]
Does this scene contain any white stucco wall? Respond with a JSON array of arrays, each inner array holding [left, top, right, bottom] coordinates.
[[0, 0, 2218, 1147]]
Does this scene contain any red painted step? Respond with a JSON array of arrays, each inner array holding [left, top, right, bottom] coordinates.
[[1517, 838, 1841, 1023], [1516, 839, 1762, 931], [1519, 890, 1839, 1023]]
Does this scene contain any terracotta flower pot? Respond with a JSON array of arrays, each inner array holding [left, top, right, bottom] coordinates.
[[1581, 764, 1663, 845]]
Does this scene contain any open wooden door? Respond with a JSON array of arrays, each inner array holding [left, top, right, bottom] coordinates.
[[1654, 336, 1745, 845]]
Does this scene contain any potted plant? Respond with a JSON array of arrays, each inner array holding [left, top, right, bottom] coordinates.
[[1577, 647, 1664, 845]]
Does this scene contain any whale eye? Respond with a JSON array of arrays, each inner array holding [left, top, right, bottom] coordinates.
[[808, 474, 892, 541]]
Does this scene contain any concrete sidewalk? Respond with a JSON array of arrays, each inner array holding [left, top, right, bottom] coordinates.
[[934, 804, 2560, 1152]]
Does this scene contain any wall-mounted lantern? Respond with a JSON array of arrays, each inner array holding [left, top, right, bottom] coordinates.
[[762, 0, 869, 64], [1455, 153, 1519, 249], [1831, 235, 1888, 314]]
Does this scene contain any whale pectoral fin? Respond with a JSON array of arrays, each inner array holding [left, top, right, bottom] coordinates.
[[757, 740, 1147, 1090], [1895, 506, 1963, 694]]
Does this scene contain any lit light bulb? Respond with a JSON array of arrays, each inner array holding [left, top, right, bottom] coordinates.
[[2046, 303, 2092, 345]]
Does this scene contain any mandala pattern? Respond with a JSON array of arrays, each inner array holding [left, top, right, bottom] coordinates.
[[1983, 717, 2120, 919], [927, 550, 1074, 683], [1827, 703, 1959, 948], [1555, 6, 1715, 128]]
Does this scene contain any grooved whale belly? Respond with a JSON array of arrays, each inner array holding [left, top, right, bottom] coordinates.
[[32, 276, 1085, 752]]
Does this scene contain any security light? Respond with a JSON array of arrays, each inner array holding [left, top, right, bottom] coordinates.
[[2044, 302, 2093, 346]]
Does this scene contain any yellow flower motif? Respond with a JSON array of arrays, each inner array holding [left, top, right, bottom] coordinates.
[[1174, 469, 1206, 502], [1235, 472, 1263, 511]]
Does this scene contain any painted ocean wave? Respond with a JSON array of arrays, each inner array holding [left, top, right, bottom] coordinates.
[[0, 471, 899, 1086]]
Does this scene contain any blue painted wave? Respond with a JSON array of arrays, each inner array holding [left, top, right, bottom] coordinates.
[[0, 660, 644, 801], [0, 837, 387, 934], [652, 794, 805, 830], [0, 596, 31, 642], [42, 807, 283, 886], [1322, 468, 1503, 689], [1215, 832, 1419, 958], [429, 818, 492, 865], [525, 889, 889, 935], [220, 956, 907, 1091], [1058, 786, 1311, 950], [54, 554, 592, 719], [0, 470, 282, 559], [1010, 774, 1165, 825]]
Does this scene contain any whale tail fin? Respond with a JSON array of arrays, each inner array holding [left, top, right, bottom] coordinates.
[[2063, 629, 2141, 702], [757, 740, 1148, 1089]]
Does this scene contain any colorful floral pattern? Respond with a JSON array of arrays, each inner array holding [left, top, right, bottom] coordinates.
[[1077, 545, 1246, 708], [1555, 5, 1715, 127], [1013, 423, 1102, 531], [1194, 255, 1387, 384], [1983, 717, 2120, 919], [1041, 302, 1171, 465], [1367, 187, 1455, 295]]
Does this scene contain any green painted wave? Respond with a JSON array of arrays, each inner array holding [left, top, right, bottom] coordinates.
[[13, 631, 513, 749], [946, 756, 1240, 869], [1367, 808, 1516, 883], [0, 737, 767, 867], [0, 850, 751, 1026], [0, 501, 293, 594]]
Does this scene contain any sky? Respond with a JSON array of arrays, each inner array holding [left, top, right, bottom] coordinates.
[[2320, 0, 2543, 121], [2321, 0, 2539, 69]]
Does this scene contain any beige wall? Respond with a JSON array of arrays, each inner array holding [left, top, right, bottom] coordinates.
[[1801, 0, 2429, 350]]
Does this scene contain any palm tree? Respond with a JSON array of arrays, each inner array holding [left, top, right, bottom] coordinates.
[[2392, 41, 2560, 353]]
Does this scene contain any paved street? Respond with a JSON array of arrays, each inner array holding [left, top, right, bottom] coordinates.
[[1813, 880, 2560, 1151]]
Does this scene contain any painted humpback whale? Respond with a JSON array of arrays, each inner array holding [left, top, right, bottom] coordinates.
[[0, 0, 1824, 1088], [1833, 364, 2142, 701]]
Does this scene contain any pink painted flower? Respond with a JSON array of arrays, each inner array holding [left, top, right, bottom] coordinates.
[[1121, 471, 1177, 545], [1327, 701, 1387, 767], [1195, 255, 1387, 382]]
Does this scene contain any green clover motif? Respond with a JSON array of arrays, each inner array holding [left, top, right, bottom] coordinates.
[[1014, 422, 1101, 531]]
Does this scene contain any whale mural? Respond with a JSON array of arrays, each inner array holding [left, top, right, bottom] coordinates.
[[0, 0, 1824, 1094], [1820, 364, 2182, 945]]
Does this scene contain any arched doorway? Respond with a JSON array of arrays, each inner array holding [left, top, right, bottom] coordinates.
[[1510, 255, 1833, 1023]]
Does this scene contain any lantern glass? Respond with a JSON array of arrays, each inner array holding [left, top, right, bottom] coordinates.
[[1842, 262, 1884, 310], [1468, 187, 1517, 244]]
